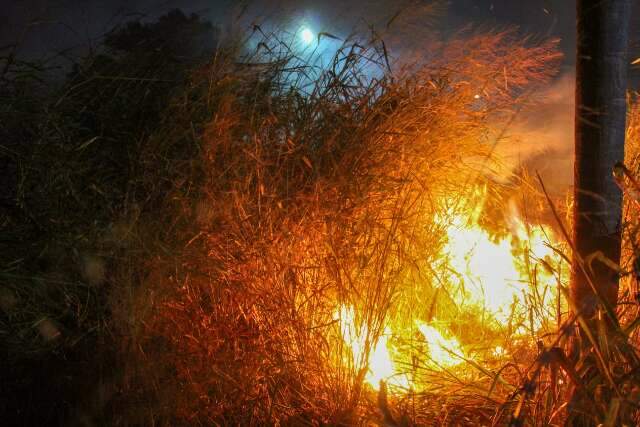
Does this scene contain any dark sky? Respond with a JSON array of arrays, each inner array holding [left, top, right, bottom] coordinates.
[[1, 0, 637, 81], [1, 1, 576, 59]]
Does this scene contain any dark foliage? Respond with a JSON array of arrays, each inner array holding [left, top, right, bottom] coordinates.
[[0, 10, 217, 426]]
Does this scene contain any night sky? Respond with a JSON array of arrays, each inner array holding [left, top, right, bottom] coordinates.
[[0, 1, 581, 64], [3, 0, 639, 62]]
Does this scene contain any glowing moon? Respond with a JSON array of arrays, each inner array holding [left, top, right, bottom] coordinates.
[[300, 27, 314, 44]]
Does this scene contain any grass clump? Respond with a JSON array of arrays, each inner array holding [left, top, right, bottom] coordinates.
[[107, 26, 561, 425]]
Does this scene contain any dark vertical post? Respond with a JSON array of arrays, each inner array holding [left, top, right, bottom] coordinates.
[[573, 0, 631, 319]]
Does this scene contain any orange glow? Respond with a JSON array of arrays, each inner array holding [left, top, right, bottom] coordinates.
[[335, 186, 565, 391]]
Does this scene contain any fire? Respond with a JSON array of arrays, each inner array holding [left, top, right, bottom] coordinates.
[[336, 306, 410, 389], [444, 202, 558, 323], [444, 217, 524, 318], [336, 308, 464, 389], [441, 193, 560, 325], [415, 321, 464, 367], [335, 187, 565, 391]]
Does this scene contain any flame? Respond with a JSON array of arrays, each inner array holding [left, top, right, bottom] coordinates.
[[335, 186, 565, 391], [415, 321, 464, 367], [336, 306, 409, 389], [444, 215, 524, 318], [441, 194, 559, 324], [336, 308, 465, 389]]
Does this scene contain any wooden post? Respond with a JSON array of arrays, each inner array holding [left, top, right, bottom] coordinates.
[[573, 0, 631, 320]]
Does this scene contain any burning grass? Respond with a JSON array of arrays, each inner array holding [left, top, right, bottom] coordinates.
[[3, 14, 640, 426], [109, 29, 572, 424]]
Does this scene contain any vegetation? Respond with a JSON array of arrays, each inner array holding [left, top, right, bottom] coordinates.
[[1, 9, 640, 426]]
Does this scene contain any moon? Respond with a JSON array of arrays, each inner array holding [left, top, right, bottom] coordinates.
[[300, 27, 314, 45]]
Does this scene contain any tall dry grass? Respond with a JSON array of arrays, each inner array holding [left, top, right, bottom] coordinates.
[[106, 28, 564, 425]]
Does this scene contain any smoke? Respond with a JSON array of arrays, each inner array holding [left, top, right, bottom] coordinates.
[[495, 72, 575, 196]]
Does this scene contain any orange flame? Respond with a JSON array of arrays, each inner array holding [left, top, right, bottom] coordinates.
[[335, 187, 565, 391]]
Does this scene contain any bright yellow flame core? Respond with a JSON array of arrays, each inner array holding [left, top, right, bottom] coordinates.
[[442, 198, 557, 323], [335, 188, 564, 391], [415, 321, 464, 367], [337, 308, 464, 389], [336, 306, 409, 388]]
